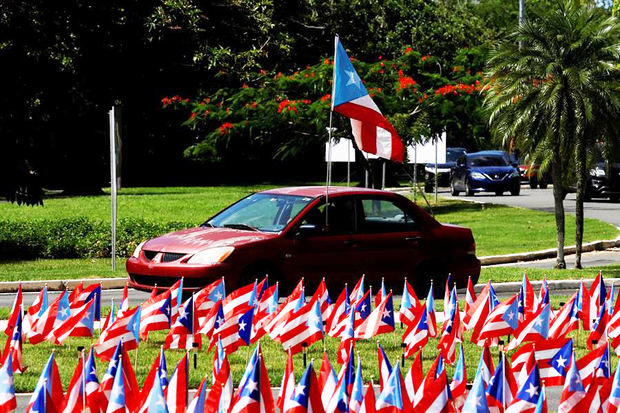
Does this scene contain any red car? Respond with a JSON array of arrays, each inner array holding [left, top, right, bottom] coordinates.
[[126, 186, 481, 296]]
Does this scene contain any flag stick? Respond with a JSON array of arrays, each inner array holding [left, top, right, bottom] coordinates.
[[81, 349, 86, 412], [325, 35, 339, 227]]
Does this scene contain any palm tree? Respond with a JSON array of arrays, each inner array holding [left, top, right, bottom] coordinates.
[[484, 0, 620, 269]]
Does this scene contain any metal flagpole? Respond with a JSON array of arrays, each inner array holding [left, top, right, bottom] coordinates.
[[326, 35, 339, 227], [347, 139, 350, 187], [109, 106, 117, 271], [382, 161, 386, 189], [434, 134, 438, 204], [413, 145, 417, 202]]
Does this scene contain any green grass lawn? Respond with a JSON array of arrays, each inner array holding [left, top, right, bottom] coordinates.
[[8, 294, 609, 393], [0, 258, 128, 281], [1, 186, 617, 256], [480, 263, 620, 283]]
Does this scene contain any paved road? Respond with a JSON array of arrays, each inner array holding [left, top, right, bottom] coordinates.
[[444, 185, 620, 228]]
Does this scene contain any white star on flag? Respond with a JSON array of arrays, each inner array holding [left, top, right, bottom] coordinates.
[[525, 383, 539, 398]]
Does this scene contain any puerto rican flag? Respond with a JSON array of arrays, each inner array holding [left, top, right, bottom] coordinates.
[[277, 350, 295, 413], [206, 348, 233, 413], [139, 290, 171, 340], [95, 306, 141, 361], [223, 280, 257, 316], [1, 311, 25, 374], [107, 357, 129, 413], [377, 342, 393, 391], [355, 292, 395, 339], [210, 305, 254, 354], [505, 364, 542, 413], [437, 287, 462, 364], [0, 354, 16, 413], [557, 352, 586, 412], [506, 303, 550, 351], [318, 352, 337, 411], [486, 353, 518, 412], [283, 363, 325, 413], [399, 278, 420, 327], [548, 292, 580, 340], [465, 276, 476, 317], [61, 355, 86, 413], [25, 352, 63, 413], [70, 283, 102, 321], [277, 298, 325, 355], [518, 272, 536, 322], [375, 278, 387, 309], [84, 348, 102, 413], [164, 295, 200, 350], [166, 354, 189, 413], [48, 299, 95, 344], [450, 344, 467, 410], [263, 280, 304, 339], [4, 284, 21, 337], [462, 372, 488, 412], [511, 338, 570, 387], [327, 285, 351, 338], [313, 278, 332, 322], [332, 37, 404, 162], [349, 357, 364, 413], [230, 353, 274, 413], [251, 283, 279, 342], [359, 382, 375, 413], [194, 277, 225, 320], [198, 299, 224, 340], [404, 351, 423, 403], [118, 283, 129, 318], [478, 294, 519, 341], [403, 306, 428, 358], [608, 363, 620, 413], [28, 290, 71, 344], [23, 285, 47, 336], [137, 347, 168, 413]]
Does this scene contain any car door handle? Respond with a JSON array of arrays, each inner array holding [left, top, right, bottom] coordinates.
[[405, 236, 422, 243]]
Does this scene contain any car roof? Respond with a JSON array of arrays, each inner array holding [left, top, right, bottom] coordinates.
[[467, 150, 507, 157], [261, 186, 397, 198]]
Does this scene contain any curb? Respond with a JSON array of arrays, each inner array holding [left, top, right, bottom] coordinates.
[[0, 278, 127, 293], [479, 237, 620, 265]]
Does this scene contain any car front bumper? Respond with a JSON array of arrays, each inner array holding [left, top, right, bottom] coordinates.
[[469, 176, 520, 192], [126, 256, 233, 292]]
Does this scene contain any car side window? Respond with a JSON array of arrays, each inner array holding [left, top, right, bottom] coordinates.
[[360, 198, 418, 233], [299, 198, 357, 234]]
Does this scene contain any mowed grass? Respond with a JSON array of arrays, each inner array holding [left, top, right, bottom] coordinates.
[[0, 258, 128, 281], [1, 186, 618, 257], [8, 295, 611, 393], [479, 263, 620, 283]]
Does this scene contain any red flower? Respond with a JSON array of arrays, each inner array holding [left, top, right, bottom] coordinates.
[[398, 76, 417, 90], [242, 83, 249, 88], [219, 123, 234, 135], [378, 69, 385, 74], [421, 55, 431, 62], [190, 112, 196, 119], [404, 47, 413, 54], [260, 69, 266, 75], [320, 94, 331, 102]]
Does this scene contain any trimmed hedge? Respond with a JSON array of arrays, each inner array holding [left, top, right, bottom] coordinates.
[[0, 218, 191, 259]]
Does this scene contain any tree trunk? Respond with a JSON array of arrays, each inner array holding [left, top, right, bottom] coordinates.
[[574, 137, 587, 269], [551, 149, 567, 269]]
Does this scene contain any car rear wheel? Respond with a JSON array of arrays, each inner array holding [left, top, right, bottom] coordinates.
[[511, 186, 520, 196], [465, 179, 474, 196], [495, 190, 503, 196], [539, 182, 548, 189], [529, 176, 538, 189]]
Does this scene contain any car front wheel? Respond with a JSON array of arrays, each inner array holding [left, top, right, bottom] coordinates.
[[511, 186, 520, 196]]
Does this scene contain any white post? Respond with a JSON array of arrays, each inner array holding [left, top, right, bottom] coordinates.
[[382, 162, 386, 189], [365, 153, 369, 188], [109, 107, 117, 271], [347, 139, 351, 187], [413, 145, 417, 202], [434, 135, 438, 204]]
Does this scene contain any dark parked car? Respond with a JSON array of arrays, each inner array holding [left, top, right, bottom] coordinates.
[[509, 153, 549, 189], [450, 150, 521, 196], [424, 147, 467, 192], [586, 161, 620, 202], [126, 187, 481, 296]]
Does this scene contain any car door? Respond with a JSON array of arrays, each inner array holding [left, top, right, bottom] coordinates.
[[453, 155, 467, 189], [284, 196, 367, 291], [354, 196, 426, 289]]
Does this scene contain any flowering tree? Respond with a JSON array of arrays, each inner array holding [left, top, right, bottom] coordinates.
[[163, 45, 489, 170]]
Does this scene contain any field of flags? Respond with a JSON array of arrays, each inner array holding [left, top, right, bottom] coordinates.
[[0, 271, 620, 412]]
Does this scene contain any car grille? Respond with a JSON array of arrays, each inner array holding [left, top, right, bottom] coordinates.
[[161, 252, 186, 262], [142, 251, 186, 262], [143, 250, 158, 261]]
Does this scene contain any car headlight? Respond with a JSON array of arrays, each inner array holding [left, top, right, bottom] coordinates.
[[132, 241, 146, 258], [510, 170, 520, 178], [187, 246, 235, 265], [470, 172, 485, 180]]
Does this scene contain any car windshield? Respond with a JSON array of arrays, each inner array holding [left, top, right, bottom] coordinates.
[[206, 193, 314, 232], [446, 148, 466, 162], [467, 154, 509, 167]]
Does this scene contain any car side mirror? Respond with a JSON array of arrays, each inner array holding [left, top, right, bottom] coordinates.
[[296, 223, 318, 237]]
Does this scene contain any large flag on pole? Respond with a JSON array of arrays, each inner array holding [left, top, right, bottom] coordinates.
[[332, 37, 404, 162]]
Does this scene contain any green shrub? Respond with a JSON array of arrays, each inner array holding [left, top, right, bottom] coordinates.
[[0, 218, 190, 259]]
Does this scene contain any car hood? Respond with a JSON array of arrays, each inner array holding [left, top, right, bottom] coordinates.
[[470, 166, 515, 174], [426, 161, 456, 169], [143, 227, 278, 254]]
